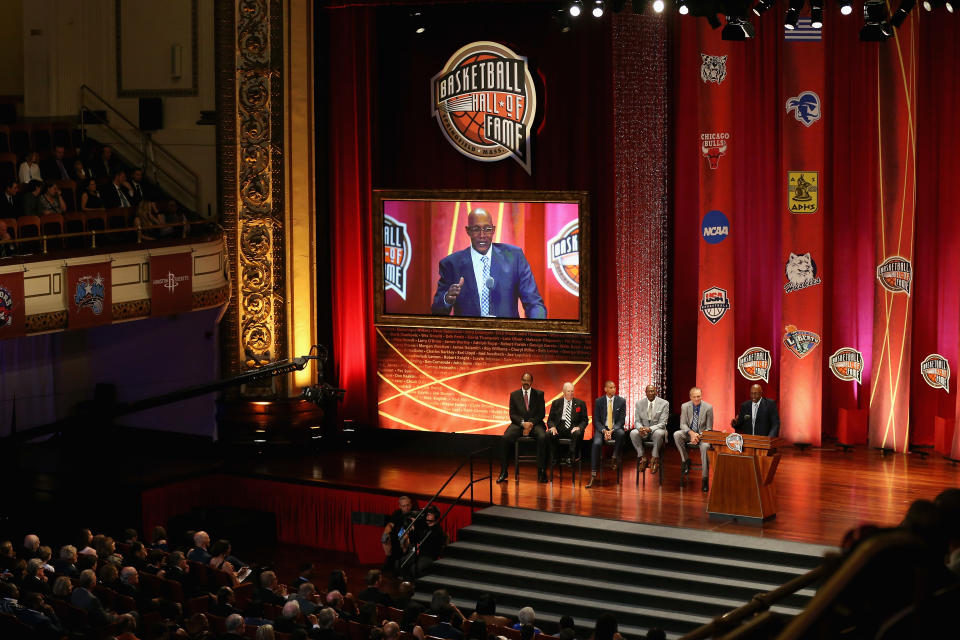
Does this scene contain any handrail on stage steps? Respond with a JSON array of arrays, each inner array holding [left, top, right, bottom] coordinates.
[[399, 446, 494, 571]]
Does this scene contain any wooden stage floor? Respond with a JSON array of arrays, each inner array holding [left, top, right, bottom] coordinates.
[[240, 445, 960, 548]]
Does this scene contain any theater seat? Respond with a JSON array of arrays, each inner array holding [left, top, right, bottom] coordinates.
[[63, 212, 86, 249], [17, 215, 40, 253]]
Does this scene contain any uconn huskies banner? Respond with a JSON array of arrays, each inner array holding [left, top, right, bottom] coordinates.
[[780, 17, 825, 446], [695, 24, 735, 430], [66, 262, 112, 329]]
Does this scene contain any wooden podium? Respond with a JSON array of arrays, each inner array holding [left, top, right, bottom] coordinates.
[[701, 431, 785, 522]]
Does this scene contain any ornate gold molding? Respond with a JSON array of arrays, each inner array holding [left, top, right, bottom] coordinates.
[[216, 0, 287, 395]]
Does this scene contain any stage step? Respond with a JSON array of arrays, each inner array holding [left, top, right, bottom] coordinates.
[[416, 506, 834, 638]]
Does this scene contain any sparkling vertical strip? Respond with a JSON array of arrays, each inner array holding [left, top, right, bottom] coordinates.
[[612, 13, 669, 409]]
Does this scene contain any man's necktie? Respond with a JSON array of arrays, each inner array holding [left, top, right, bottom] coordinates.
[[524, 389, 529, 410], [562, 400, 571, 428], [57, 160, 67, 180], [648, 401, 654, 423], [607, 398, 613, 429], [117, 186, 130, 208], [479, 255, 490, 316], [752, 403, 758, 434], [692, 408, 699, 433]]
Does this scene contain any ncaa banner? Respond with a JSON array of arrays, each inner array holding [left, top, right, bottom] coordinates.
[[869, 18, 917, 452], [0, 270, 26, 339], [780, 17, 825, 446], [66, 262, 112, 329], [150, 252, 193, 316], [695, 23, 735, 430]]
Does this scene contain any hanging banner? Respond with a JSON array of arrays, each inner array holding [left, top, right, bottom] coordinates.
[[0, 271, 26, 339], [780, 16, 825, 446], [150, 252, 193, 316], [66, 262, 112, 329], [695, 24, 735, 430], [869, 17, 917, 452]]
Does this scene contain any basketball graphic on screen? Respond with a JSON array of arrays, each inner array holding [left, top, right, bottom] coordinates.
[[432, 41, 538, 174]]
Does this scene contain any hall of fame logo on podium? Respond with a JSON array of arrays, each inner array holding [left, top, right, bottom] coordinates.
[[725, 432, 744, 453]]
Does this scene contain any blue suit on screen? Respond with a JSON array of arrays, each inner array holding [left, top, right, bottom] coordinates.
[[430, 243, 546, 318]]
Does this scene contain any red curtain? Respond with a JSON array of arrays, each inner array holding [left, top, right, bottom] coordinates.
[[142, 475, 474, 555]]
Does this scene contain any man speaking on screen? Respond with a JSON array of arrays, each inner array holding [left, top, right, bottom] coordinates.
[[430, 208, 547, 318]]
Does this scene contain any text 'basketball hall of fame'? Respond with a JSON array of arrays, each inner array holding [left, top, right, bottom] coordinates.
[[432, 41, 537, 174]]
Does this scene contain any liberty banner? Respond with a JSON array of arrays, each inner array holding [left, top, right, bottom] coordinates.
[[0, 270, 26, 339], [66, 262, 112, 329], [695, 23, 735, 430], [780, 17, 825, 446], [150, 253, 193, 316]]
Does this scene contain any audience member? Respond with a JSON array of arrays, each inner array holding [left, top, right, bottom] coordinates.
[[80, 177, 105, 211], [0, 219, 9, 255], [72, 159, 90, 182], [558, 629, 576, 640], [427, 588, 464, 627], [136, 199, 176, 238], [41, 145, 72, 181], [255, 570, 288, 606], [222, 612, 246, 640], [96, 145, 120, 179], [407, 506, 447, 578], [129, 167, 148, 205], [427, 604, 464, 640], [37, 545, 54, 575], [314, 606, 347, 640], [383, 495, 416, 572], [99, 562, 120, 590], [77, 528, 96, 556], [590, 614, 621, 640], [293, 582, 323, 616], [383, 621, 401, 640], [77, 551, 98, 574], [124, 541, 149, 572], [274, 600, 305, 635], [0, 180, 20, 217], [19, 150, 42, 184], [18, 591, 66, 639], [21, 557, 50, 595], [326, 589, 356, 622], [184, 612, 211, 639], [295, 561, 315, 585], [50, 576, 73, 602], [520, 625, 536, 640], [356, 600, 379, 626], [0, 581, 21, 615], [188, 531, 212, 563], [122, 528, 139, 544], [19, 179, 43, 216], [328, 569, 350, 597], [116, 612, 142, 640], [358, 568, 393, 606], [511, 607, 541, 634], [70, 568, 115, 626], [559, 616, 576, 632], [393, 580, 415, 610], [104, 168, 135, 209], [256, 624, 276, 640], [209, 539, 245, 585], [151, 525, 170, 551], [469, 593, 510, 627], [464, 618, 486, 640], [399, 603, 423, 633], [39, 180, 67, 215]]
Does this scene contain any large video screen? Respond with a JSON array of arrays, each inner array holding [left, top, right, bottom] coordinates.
[[374, 190, 589, 332]]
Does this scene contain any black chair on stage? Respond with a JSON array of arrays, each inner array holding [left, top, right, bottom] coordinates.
[[636, 439, 664, 487], [596, 436, 623, 485], [549, 436, 583, 484], [514, 435, 538, 480]]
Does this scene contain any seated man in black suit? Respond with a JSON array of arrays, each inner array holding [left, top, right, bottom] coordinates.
[[497, 372, 548, 483], [69, 569, 115, 626], [427, 605, 465, 640], [254, 569, 288, 606], [103, 169, 135, 209], [586, 380, 627, 489], [730, 384, 781, 437], [16, 591, 65, 640], [0, 179, 20, 217], [357, 569, 393, 606], [546, 382, 590, 465], [41, 146, 72, 181]]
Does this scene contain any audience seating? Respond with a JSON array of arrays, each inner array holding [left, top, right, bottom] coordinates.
[[0, 217, 15, 239], [0, 151, 16, 185], [84, 211, 107, 234], [16, 215, 41, 253], [9, 124, 30, 157], [32, 125, 52, 154], [0, 125, 9, 153]]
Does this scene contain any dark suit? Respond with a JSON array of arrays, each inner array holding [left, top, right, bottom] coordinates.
[[357, 586, 393, 606], [15, 607, 65, 639], [0, 192, 18, 217], [546, 396, 589, 461], [591, 394, 627, 472], [733, 398, 780, 437], [70, 587, 110, 626], [430, 244, 546, 318], [41, 157, 72, 181], [102, 182, 134, 209], [427, 622, 465, 640], [501, 387, 547, 472]]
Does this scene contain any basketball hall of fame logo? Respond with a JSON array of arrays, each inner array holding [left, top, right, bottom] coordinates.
[[383, 215, 412, 300], [829, 348, 864, 384], [877, 256, 912, 295], [548, 220, 580, 296], [921, 354, 950, 392], [700, 286, 730, 325], [738, 347, 771, 383], [432, 42, 537, 174]]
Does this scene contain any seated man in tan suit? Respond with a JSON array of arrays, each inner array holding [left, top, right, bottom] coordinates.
[[673, 386, 713, 492]]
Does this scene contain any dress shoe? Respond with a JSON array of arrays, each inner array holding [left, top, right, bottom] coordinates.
[[497, 470, 508, 483], [538, 469, 548, 483], [586, 474, 597, 488], [650, 457, 660, 474], [681, 459, 691, 475], [637, 457, 648, 472], [702, 477, 709, 492], [608, 458, 619, 471]]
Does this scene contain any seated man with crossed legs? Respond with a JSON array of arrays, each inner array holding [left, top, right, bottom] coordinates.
[[673, 386, 714, 492]]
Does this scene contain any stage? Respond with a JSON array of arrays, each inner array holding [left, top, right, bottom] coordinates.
[[223, 442, 958, 549]]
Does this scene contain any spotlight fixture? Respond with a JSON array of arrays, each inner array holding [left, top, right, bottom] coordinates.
[[679, 0, 690, 13], [593, 0, 605, 17], [860, 0, 892, 40], [810, 0, 823, 27], [784, 0, 804, 29], [722, 14, 756, 38], [410, 11, 426, 34], [923, 0, 953, 10], [570, 0, 583, 17], [840, 0, 853, 14], [753, 0, 775, 15], [653, 0, 665, 11], [890, 0, 917, 25]]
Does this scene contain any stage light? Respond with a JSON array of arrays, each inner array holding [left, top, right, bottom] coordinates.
[[722, 15, 756, 38], [840, 0, 853, 14], [753, 0, 775, 15], [923, 0, 953, 10], [784, 0, 804, 29], [810, 0, 823, 27], [593, 0, 605, 17], [410, 11, 426, 33], [860, 0, 892, 40], [570, 0, 583, 17], [679, 0, 690, 13], [890, 0, 917, 25], [653, 0, 665, 11]]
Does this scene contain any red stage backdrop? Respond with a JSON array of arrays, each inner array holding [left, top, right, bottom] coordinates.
[[66, 262, 112, 329], [150, 253, 193, 316], [0, 271, 25, 339], [383, 199, 580, 320]]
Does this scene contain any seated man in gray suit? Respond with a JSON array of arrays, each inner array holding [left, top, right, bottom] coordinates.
[[673, 386, 714, 492], [629, 384, 669, 474]]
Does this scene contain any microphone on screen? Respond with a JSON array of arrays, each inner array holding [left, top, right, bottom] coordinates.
[[486, 277, 495, 290]]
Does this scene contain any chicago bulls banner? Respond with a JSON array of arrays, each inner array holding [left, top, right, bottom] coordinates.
[[150, 253, 193, 316], [66, 262, 112, 329], [869, 18, 917, 452], [0, 270, 26, 339], [695, 23, 735, 430], [780, 17, 825, 446]]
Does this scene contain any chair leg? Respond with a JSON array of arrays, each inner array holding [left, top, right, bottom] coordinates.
[[514, 441, 519, 481]]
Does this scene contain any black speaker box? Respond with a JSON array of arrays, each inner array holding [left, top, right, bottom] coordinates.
[[139, 97, 163, 131]]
